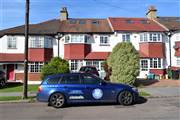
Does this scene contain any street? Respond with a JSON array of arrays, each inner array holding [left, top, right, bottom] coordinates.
[[0, 97, 179, 120]]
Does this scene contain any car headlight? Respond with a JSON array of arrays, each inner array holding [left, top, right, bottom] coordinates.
[[132, 87, 138, 92]]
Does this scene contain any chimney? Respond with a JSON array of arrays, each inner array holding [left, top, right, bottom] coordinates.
[[60, 7, 68, 21], [146, 6, 157, 20]]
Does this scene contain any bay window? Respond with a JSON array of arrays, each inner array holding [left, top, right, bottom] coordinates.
[[65, 35, 91, 44], [150, 58, 162, 68], [86, 61, 104, 71], [140, 33, 162, 42], [140, 59, 148, 71], [29, 36, 53, 48], [28, 62, 44, 72], [70, 60, 83, 72], [177, 57, 180, 66]]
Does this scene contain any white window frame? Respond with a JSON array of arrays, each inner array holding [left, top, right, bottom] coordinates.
[[122, 34, 130, 42], [100, 36, 109, 46], [140, 59, 148, 71], [70, 60, 83, 72], [150, 58, 162, 69], [177, 57, 180, 66], [140, 33, 162, 42], [7, 36, 17, 49], [65, 35, 91, 44], [28, 62, 44, 73], [29, 36, 44, 48], [86, 60, 104, 71]]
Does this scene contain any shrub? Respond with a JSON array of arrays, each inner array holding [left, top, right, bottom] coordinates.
[[41, 57, 69, 79], [102, 61, 111, 81], [107, 42, 139, 85]]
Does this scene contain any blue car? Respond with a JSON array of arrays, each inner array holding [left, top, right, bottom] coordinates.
[[37, 73, 139, 108]]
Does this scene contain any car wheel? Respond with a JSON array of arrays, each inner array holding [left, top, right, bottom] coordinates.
[[0, 80, 6, 87], [118, 90, 133, 106], [49, 93, 65, 108]]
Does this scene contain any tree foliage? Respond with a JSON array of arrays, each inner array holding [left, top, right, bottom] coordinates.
[[107, 42, 139, 85], [41, 57, 69, 79]]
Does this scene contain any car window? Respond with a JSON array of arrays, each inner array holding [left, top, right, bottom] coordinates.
[[81, 74, 100, 84], [60, 74, 80, 84], [46, 77, 61, 84]]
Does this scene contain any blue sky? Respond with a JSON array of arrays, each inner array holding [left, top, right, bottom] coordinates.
[[0, 0, 179, 30]]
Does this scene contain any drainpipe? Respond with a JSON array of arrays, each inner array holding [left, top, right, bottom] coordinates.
[[167, 31, 173, 67]]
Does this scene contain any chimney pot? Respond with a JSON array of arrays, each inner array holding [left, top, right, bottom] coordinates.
[[146, 5, 157, 20], [60, 7, 68, 21]]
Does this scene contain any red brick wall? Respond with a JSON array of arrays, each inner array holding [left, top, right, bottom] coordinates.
[[64, 44, 91, 60], [15, 73, 41, 81], [139, 42, 165, 58], [150, 69, 165, 75], [28, 48, 53, 62]]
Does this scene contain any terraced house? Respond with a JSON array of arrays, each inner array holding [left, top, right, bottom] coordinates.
[[0, 6, 179, 83]]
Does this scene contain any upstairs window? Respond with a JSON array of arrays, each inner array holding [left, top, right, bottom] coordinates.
[[29, 36, 44, 48], [149, 33, 161, 42], [122, 34, 130, 42], [140, 33, 162, 42], [7, 36, 17, 49], [100, 36, 109, 45], [140, 33, 148, 42], [29, 36, 53, 48], [71, 35, 84, 43]]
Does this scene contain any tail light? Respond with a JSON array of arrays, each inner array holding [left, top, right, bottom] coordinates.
[[38, 86, 42, 92]]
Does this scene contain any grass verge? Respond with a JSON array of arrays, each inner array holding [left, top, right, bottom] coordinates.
[[0, 84, 39, 93], [139, 91, 151, 97], [0, 96, 36, 101]]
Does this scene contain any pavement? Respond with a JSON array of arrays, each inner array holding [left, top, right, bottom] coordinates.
[[0, 92, 36, 97], [0, 97, 179, 120], [142, 87, 180, 97]]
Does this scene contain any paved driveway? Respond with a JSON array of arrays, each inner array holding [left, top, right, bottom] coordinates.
[[142, 87, 180, 97], [0, 97, 179, 120]]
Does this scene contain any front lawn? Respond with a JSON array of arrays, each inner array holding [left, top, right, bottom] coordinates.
[[0, 83, 39, 93]]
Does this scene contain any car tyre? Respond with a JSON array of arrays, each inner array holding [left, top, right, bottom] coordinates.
[[0, 79, 6, 87], [49, 93, 65, 108], [118, 90, 133, 106]]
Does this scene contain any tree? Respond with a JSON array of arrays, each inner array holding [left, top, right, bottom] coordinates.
[[107, 42, 139, 85], [41, 57, 69, 79]]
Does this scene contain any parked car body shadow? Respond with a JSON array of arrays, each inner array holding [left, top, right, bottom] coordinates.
[[48, 96, 148, 109]]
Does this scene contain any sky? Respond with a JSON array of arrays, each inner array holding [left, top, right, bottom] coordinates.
[[0, 0, 179, 30]]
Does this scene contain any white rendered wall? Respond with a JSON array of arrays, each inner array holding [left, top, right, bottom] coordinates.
[[0, 35, 25, 53], [171, 32, 180, 67]]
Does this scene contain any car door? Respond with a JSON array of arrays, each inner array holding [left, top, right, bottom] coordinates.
[[80, 73, 115, 102], [60, 74, 86, 102]]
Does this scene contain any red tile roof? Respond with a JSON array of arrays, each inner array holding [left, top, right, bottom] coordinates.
[[85, 52, 111, 60], [108, 17, 166, 32], [59, 18, 113, 33], [0, 53, 24, 62]]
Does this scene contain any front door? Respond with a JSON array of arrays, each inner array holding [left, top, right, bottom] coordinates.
[[7, 64, 14, 81]]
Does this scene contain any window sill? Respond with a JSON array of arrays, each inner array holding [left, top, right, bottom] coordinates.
[[7, 48, 17, 49], [99, 44, 110, 46]]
